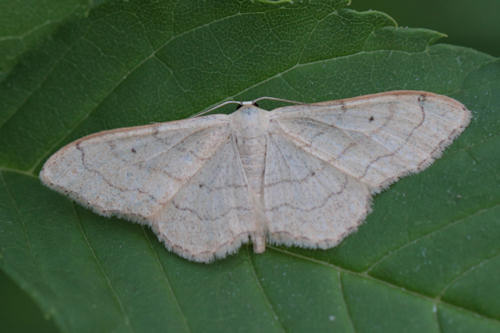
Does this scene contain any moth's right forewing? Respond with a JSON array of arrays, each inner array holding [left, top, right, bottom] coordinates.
[[40, 115, 231, 222]]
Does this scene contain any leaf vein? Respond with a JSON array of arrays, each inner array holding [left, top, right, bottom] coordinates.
[[72, 204, 136, 333], [247, 248, 287, 333], [269, 246, 500, 326], [338, 271, 357, 333], [142, 228, 192, 333], [0, 171, 63, 330], [364, 201, 500, 274], [438, 250, 500, 299]]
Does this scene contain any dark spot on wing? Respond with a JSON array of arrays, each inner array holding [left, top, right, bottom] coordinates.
[[131, 148, 137, 153], [369, 116, 374, 122]]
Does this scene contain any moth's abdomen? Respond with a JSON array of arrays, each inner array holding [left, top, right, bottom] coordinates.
[[235, 134, 267, 194]]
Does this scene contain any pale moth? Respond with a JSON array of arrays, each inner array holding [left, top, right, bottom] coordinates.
[[40, 91, 471, 263]]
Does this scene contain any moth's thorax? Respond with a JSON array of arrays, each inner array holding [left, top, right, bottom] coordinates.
[[230, 106, 269, 196]]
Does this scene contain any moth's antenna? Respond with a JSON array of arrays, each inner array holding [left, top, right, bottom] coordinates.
[[190, 101, 243, 118], [251, 96, 305, 105], [190, 97, 305, 118]]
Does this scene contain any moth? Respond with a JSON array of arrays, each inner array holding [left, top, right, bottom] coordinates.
[[40, 91, 470, 262]]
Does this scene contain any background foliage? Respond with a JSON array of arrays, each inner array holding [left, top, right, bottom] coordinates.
[[351, 0, 500, 57], [0, 0, 499, 332]]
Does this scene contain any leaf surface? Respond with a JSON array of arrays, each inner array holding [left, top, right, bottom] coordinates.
[[0, 1, 499, 332]]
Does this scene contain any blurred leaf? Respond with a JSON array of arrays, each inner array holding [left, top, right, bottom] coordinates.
[[0, 0, 499, 332], [351, 0, 500, 57], [0, 270, 58, 333]]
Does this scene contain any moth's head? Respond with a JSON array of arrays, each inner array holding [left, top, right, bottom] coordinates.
[[230, 102, 269, 129], [232, 101, 265, 117]]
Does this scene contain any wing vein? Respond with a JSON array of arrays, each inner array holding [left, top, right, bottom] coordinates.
[[150, 132, 232, 218]]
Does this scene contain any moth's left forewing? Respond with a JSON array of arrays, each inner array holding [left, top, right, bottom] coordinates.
[[261, 128, 372, 249], [268, 91, 471, 193], [262, 91, 471, 249]]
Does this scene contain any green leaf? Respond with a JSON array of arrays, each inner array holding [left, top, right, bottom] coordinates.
[[0, 270, 59, 332], [1, 1, 499, 332], [0, 0, 108, 81]]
